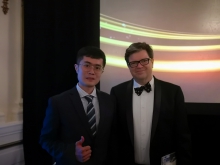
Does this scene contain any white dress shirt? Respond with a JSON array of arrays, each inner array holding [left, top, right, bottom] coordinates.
[[133, 77, 154, 165], [76, 84, 100, 128]]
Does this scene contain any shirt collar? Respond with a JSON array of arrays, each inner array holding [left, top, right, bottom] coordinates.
[[76, 83, 97, 98], [133, 76, 154, 89]]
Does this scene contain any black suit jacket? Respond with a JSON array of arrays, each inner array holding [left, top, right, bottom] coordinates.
[[110, 76, 192, 165], [39, 86, 117, 165]]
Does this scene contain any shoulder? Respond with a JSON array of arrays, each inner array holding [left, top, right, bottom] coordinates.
[[97, 89, 114, 99], [50, 87, 76, 101], [154, 77, 183, 96], [97, 89, 110, 97], [155, 77, 180, 89], [97, 89, 116, 104]]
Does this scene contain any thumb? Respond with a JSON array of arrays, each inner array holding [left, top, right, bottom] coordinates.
[[80, 136, 84, 144], [76, 136, 84, 147]]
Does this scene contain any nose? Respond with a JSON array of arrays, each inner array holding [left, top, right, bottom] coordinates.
[[88, 68, 95, 74]]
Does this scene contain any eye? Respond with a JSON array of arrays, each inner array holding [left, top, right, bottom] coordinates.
[[141, 58, 150, 64], [129, 61, 137, 65], [84, 64, 90, 68], [141, 59, 148, 62], [129, 61, 138, 67], [95, 66, 101, 70]]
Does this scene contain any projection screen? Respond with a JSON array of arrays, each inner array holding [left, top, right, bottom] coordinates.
[[100, 0, 220, 103]]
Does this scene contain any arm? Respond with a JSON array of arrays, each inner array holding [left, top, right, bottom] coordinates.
[[39, 98, 76, 163]]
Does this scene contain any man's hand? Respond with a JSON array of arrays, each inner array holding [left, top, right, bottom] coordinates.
[[75, 136, 92, 162]]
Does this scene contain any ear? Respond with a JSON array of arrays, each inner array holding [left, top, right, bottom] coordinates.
[[74, 64, 79, 74]]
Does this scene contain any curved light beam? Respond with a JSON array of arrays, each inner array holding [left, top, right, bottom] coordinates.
[[106, 55, 220, 72], [101, 37, 220, 51], [100, 15, 220, 40]]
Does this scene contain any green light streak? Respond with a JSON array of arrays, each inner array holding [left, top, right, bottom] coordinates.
[[100, 37, 220, 51], [101, 37, 130, 47], [100, 15, 220, 40], [106, 55, 127, 68]]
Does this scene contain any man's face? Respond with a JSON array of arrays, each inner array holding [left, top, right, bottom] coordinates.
[[128, 50, 154, 85], [75, 56, 103, 92]]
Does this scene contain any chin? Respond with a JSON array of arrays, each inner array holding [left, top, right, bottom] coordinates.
[[86, 82, 97, 87], [135, 75, 146, 80]]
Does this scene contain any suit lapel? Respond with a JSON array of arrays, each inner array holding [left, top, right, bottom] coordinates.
[[69, 87, 93, 138], [151, 77, 162, 140], [95, 89, 105, 137], [126, 80, 134, 146]]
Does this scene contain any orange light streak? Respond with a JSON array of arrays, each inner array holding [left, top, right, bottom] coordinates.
[[154, 60, 220, 72], [106, 55, 220, 72]]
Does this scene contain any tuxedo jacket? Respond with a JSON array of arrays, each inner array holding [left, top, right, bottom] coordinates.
[[39, 86, 117, 165], [110, 76, 192, 165]]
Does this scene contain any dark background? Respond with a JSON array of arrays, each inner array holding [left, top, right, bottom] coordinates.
[[23, 1, 220, 164], [23, 0, 100, 164]]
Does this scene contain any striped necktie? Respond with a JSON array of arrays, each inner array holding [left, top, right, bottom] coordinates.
[[84, 95, 96, 136]]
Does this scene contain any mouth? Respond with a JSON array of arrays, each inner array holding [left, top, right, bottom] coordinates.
[[86, 77, 95, 80], [135, 70, 145, 73]]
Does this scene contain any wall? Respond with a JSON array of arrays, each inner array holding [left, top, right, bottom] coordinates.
[[0, 0, 23, 124], [0, 121, 23, 165], [0, 1, 24, 164]]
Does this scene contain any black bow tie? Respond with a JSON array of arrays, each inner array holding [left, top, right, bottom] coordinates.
[[134, 82, 152, 96]]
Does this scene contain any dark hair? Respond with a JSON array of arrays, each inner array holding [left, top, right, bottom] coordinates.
[[125, 42, 154, 63], [76, 46, 106, 67]]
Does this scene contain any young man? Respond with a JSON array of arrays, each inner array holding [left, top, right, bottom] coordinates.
[[40, 46, 116, 165], [110, 42, 192, 165]]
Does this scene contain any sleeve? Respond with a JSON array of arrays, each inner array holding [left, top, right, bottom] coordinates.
[[39, 98, 76, 164]]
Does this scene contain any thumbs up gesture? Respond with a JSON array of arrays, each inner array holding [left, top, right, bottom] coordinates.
[[75, 136, 92, 162]]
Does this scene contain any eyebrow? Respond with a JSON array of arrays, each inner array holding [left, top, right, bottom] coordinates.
[[83, 61, 102, 66]]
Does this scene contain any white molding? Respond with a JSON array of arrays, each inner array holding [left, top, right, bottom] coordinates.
[[0, 121, 23, 146], [0, 144, 24, 165]]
